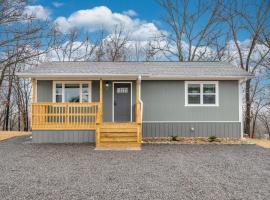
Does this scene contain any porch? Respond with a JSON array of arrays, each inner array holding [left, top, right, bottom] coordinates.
[[31, 79, 142, 148]]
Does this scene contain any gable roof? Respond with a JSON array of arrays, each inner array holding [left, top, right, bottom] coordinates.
[[17, 61, 253, 80]]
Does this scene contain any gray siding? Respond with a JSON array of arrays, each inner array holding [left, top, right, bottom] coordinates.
[[32, 130, 95, 143], [37, 80, 52, 102], [36, 80, 136, 122], [142, 122, 241, 138], [141, 80, 239, 121]]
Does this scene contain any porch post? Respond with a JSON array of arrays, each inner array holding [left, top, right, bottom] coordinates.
[[31, 78, 36, 129], [31, 78, 37, 103], [136, 78, 141, 124], [99, 79, 103, 123]]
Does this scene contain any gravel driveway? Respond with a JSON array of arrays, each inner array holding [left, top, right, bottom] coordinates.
[[0, 136, 270, 200]]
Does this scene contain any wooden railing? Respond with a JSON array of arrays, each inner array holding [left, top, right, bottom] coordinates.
[[31, 102, 100, 130]]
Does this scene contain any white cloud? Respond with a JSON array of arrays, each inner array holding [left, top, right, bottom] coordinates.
[[122, 9, 137, 17], [54, 6, 165, 41], [23, 5, 51, 20], [52, 2, 64, 8]]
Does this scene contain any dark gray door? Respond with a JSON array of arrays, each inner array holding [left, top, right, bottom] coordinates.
[[114, 83, 131, 122]]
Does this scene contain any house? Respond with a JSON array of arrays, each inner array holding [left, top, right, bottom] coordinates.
[[18, 61, 253, 149]]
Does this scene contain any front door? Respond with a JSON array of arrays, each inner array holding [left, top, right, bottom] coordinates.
[[113, 83, 131, 122]]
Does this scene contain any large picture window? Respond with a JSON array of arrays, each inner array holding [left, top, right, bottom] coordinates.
[[53, 81, 91, 103], [185, 81, 218, 106]]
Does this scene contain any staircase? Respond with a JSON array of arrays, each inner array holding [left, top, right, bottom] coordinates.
[[96, 123, 141, 149]]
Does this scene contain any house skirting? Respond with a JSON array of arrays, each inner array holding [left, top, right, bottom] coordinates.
[[32, 130, 95, 143], [142, 122, 241, 138], [32, 122, 241, 143]]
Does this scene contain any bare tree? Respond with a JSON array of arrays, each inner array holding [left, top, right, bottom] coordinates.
[[222, 0, 270, 137], [48, 28, 100, 61], [157, 0, 224, 61], [101, 26, 129, 61], [0, 0, 51, 130]]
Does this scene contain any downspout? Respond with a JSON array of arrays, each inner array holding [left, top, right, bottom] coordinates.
[[239, 78, 247, 139], [138, 75, 143, 121]]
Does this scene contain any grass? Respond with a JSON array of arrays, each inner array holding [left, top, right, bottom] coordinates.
[[0, 131, 31, 141], [245, 138, 270, 149]]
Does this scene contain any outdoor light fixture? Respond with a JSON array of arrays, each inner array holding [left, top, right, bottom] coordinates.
[[105, 81, 110, 87]]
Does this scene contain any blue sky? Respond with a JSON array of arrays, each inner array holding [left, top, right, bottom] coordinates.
[[29, 0, 257, 41], [36, 0, 164, 27]]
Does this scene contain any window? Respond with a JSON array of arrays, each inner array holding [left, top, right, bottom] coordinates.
[[185, 81, 218, 106], [53, 82, 91, 103], [55, 84, 62, 102]]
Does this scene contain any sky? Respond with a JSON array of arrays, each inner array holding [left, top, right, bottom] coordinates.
[[23, 0, 173, 44], [37, 0, 163, 24], [21, 0, 269, 65], [26, 0, 256, 41]]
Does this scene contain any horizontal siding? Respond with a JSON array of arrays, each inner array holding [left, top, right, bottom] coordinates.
[[142, 122, 241, 138], [141, 80, 239, 121], [37, 80, 52, 102], [32, 130, 95, 143]]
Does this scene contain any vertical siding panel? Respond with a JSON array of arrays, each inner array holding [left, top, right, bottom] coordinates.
[[140, 122, 241, 139]]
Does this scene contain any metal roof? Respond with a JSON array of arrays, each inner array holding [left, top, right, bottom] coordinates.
[[17, 61, 253, 80]]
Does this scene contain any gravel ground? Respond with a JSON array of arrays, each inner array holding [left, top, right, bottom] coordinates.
[[0, 136, 270, 200]]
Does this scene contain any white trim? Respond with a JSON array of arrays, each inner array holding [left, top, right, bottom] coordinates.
[[143, 121, 240, 123], [185, 81, 219, 107], [239, 80, 244, 139], [112, 82, 133, 122], [52, 81, 92, 103], [19, 73, 253, 80], [138, 76, 143, 121]]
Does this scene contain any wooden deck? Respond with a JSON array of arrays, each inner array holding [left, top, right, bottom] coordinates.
[[31, 79, 142, 149]]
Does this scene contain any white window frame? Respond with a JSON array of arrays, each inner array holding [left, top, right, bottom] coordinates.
[[185, 81, 219, 107], [52, 81, 92, 103]]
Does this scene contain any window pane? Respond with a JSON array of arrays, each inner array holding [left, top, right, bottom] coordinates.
[[65, 84, 80, 102], [56, 84, 62, 94], [203, 84, 215, 93], [56, 95, 62, 102], [203, 95, 215, 104], [188, 94, 200, 104], [82, 94, 89, 102], [188, 84, 200, 93], [82, 84, 89, 94]]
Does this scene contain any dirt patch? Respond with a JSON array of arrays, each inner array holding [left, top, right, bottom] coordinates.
[[245, 138, 270, 148], [0, 131, 31, 141], [143, 136, 251, 144]]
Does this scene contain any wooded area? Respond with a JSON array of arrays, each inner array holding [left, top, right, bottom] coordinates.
[[0, 0, 269, 138]]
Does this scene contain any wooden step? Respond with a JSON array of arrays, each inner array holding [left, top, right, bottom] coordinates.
[[101, 136, 137, 142], [96, 142, 140, 148], [96, 122, 141, 149], [100, 128, 138, 133], [100, 132, 137, 137]]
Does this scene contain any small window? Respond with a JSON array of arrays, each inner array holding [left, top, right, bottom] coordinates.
[[55, 84, 62, 102], [53, 82, 91, 103], [82, 84, 89, 102], [117, 87, 128, 94], [185, 82, 218, 106]]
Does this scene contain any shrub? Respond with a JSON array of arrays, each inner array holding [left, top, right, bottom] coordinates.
[[208, 135, 217, 142], [172, 136, 178, 141]]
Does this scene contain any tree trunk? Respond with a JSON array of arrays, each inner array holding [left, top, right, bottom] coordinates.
[[245, 79, 251, 137]]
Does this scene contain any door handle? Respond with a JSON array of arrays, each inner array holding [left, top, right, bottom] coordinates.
[[114, 101, 117, 106]]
